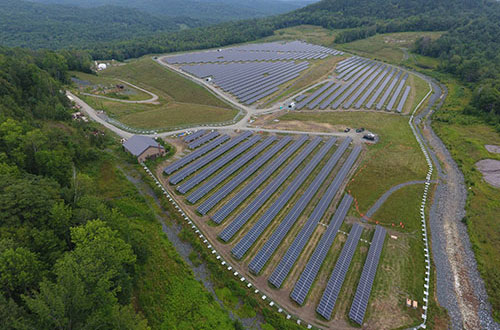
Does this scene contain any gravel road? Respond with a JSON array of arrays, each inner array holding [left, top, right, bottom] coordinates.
[[363, 180, 433, 219], [81, 79, 159, 104], [414, 80, 499, 330]]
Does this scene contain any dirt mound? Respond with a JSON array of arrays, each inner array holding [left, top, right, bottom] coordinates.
[[485, 145, 500, 154], [475, 159, 500, 188]]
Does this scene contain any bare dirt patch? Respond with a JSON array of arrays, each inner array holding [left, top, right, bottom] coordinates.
[[475, 159, 500, 188], [261, 119, 342, 133]]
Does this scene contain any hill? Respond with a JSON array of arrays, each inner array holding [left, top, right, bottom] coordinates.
[[0, 0, 202, 49], [26, 0, 313, 22]]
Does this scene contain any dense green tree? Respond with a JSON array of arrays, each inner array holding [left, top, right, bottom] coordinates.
[[0, 247, 43, 299], [24, 220, 140, 330]]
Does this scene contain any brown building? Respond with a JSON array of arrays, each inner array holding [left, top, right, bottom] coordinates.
[[123, 135, 165, 163]]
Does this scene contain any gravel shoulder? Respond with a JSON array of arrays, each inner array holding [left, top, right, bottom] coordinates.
[[414, 79, 500, 329]]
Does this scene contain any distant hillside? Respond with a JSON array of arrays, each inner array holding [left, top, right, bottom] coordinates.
[[26, 0, 313, 22], [0, 0, 201, 49]]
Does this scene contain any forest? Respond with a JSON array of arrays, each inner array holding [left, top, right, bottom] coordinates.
[[0, 48, 245, 329]]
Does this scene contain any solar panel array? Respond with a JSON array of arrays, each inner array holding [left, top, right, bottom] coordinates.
[[229, 41, 342, 55], [164, 134, 229, 175], [194, 136, 292, 215], [316, 223, 363, 320], [268, 145, 362, 288], [165, 41, 342, 64], [181, 61, 309, 104], [230, 137, 336, 257], [183, 129, 207, 143], [161, 131, 374, 323], [164, 41, 343, 105], [188, 131, 220, 149], [190, 136, 280, 205], [294, 56, 412, 112], [386, 73, 409, 111], [290, 194, 353, 305], [248, 138, 352, 274], [349, 225, 386, 325], [170, 132, 252, 185], [212, 135, 310, 225], [177, 135, 261, 194]]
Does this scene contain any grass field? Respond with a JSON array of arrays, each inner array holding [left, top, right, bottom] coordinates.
[[335, 32, 444, 66], [74, 57, 238, 130], [431, 80, 500, 321], [262, 25, 339, 48], [71, 71, 152, 101]]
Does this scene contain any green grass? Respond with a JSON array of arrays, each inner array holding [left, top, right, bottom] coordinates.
[[102, 57, 229, 108], [260, 25, 339, 48], [82, 95, 236, 130], [280, 112, 428, 213], [71, 71, 152, 101], [74, 57, 238, 130], [431, 79, 500, 322], [335, 32, 444, 65], [94, 159, 235, 329]]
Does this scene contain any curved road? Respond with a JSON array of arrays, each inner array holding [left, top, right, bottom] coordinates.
[[363, 180, 436, 220], [81, 79, 159, 104], [70, 54, 500, 329]]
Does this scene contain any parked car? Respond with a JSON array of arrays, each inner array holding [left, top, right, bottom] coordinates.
[[344, 127, 351, 133], [356, 127, 365, 133]]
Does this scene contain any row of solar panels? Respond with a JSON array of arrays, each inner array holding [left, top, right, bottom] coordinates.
[[164, 132, 385, 325], [295, 57, 411, 112], [165, 50, 327, 64], [182, 61, 309, 104], [228, 41, 343, 55], [165, 41, 342, 64]]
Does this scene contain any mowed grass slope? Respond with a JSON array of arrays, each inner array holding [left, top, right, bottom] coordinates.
[[335, 32, 443, 66], [77, 57, 237, 129]]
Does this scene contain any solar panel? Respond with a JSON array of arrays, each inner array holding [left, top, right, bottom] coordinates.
[[365, 68, 396, 109], [164, 134, 229, 175], [177, 135, 261, 194], [307, 83, 341, 109], [248, 138, 352, 274], [169, 132, 252, 185], [295, 81, 335, 110], [268, 145, 362, 288], [349, 225, 386, 325], [376, 71, 403, 110], [332, 64, 381, 109], [230, 137, 337, 259], [213, 135, 310, 225], [354, 67, 390, 109], [290, 194, 353, 305], [386, 73, 408, 111], [316, 223, 363, 320], [396, 86, 411, 113], [183, 130, 207, 143], [187, 135, 276, 204], [188, 131, 219, 149], [195, 136, 290, 212], [343, 65, 386, 109]]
